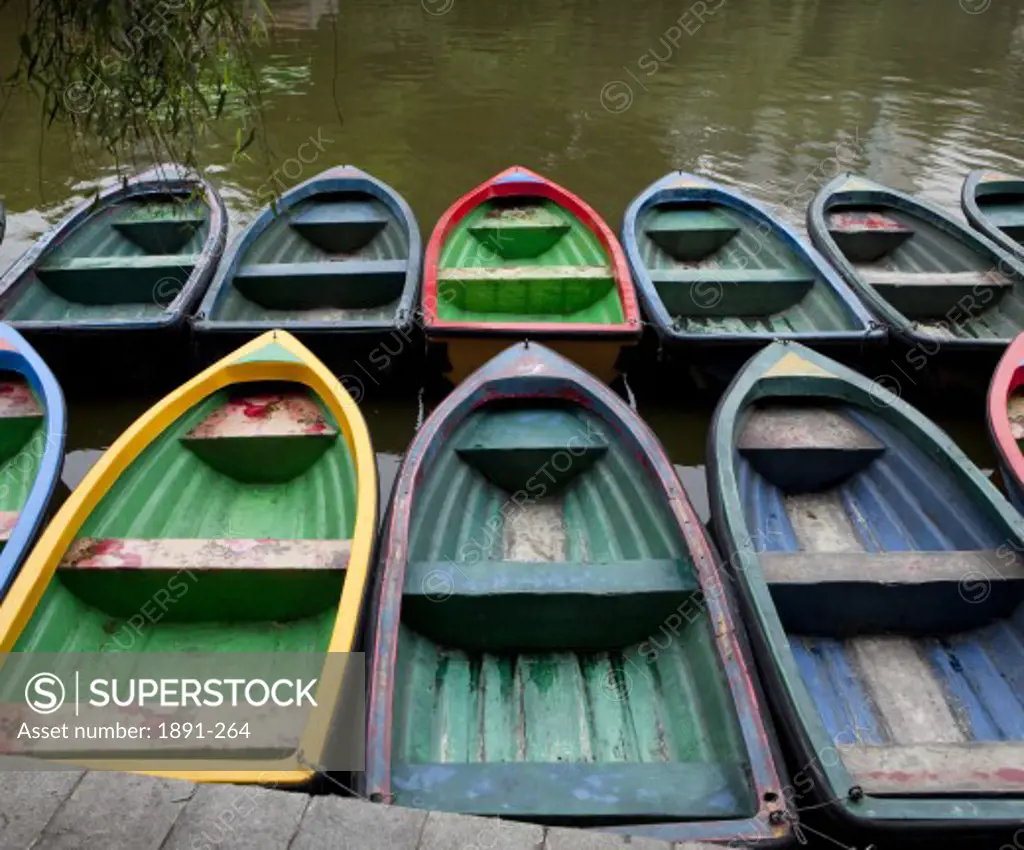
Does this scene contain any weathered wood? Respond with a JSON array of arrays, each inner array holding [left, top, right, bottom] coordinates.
[[35, 254, 198, 306], [761, 549, 1024, 583], [502, 499, 567, 561], [469, 205, 570, 259], [849, 636, 966, 744], [828, 211, 913, 262], [60, 537, 351, 571], [840, 742, 1024, 794], [113, 216, 203, 255], [738, 408, 883, 490], [740, 407, 881, 452], [185, 392, 335, 440], [438, 265, 611, 281], [0, 379, 42, 419], [0, 511, 20, 542], [1009, 392, 1024, 440], [862, 269, 1012, 318]]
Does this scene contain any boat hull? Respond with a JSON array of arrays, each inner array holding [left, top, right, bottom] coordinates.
[[0, 330, 377, 784], [192, 166, 421, 378], [709, 341, 1024, 843], [422, 167, 641, 384], [808, 173, 1024, 354], [623, 172, 883, 369], [962, 169, 1024, 262], [0, 164, 226, 389], [987, 331, 1024, 512], [364, 342, 792, 845]]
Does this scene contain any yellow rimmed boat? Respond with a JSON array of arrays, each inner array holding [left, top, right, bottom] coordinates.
[[0, 330, 377, 784]]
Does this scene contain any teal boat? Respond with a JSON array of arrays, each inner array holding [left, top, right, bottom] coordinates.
[[0, 164, 226, 389], [963, 169, 1024, 262], [808, 174, 1024, 353]]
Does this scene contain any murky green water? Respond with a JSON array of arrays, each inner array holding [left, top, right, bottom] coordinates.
[[2, 0, 1023, 502]]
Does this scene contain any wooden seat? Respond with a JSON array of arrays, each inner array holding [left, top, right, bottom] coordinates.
[[645, 207, 740, 261], [828, 211, 913, 262], [0, 378, 44, 466], [233, 259, 407, 310], [113, 213, 204, 254], [1009, 392, 1024, 440], [182, 391, 337, 483], [649, 267, 814, 316], [761, 549, 1024, 634], [36, 254, 198, 305], [402, 557, 697, 651], [437, 265, 614, 313], [739, 406, 883, 491], [60, 537, 351, 571], [840, 742, 1024, 795], [861, 269, 1012, 318], [0, 379, 43, 420], [289, 201, 389, 253], [468, 205, 570, 259], [456, 408, 607, 493], [0, 511, 19, 543]]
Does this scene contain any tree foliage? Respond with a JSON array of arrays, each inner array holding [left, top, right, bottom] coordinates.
[[2, 0, 271, 172]]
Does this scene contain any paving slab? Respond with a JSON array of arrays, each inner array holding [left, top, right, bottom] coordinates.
[[291, 793, 428, 850], [420, 809, 545, 850], [161, 782, 309, 850], [0, 770, 83, 850], [31, 771, 194, 850]]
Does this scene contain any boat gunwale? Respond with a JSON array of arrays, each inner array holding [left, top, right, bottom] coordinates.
[[962, 169, 1024, 263], [622, 171, 884, 346], [0, 323, 65, 600], [191, 164, 423, 334], [708, 339, 1024, 833], [363, 341, 790, 845], [0, 163, 227, 332], [421, 166, 642, 338], [0, 329, 377, 785], [807, 173, 1024, 350], [988, 331, 1024, 502]]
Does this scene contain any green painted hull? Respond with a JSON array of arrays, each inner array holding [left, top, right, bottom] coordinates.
[[13, 386, 357, 654], [438, 199, 624, 324]]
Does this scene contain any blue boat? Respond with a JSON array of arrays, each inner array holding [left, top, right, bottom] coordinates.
[[0, 323, 65, 599], [621, 172, 882, 371], [192, 165, 421, 372], [809, 174, 1024, 353], [708, 340, 1024, 845], [0, 164, 227, 389]]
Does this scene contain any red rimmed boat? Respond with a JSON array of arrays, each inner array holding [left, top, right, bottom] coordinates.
[[421, 166, 641, 383], [988, 331, 1024, 511]]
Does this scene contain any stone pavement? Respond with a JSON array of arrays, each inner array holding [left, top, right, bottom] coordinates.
[[0, 770, 720, 850]]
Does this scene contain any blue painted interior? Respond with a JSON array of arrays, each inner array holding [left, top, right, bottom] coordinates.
[[739, 404, 1024, 746]]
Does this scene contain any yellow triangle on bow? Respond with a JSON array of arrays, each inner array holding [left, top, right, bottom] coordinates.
[[762, 351, 837, 379]]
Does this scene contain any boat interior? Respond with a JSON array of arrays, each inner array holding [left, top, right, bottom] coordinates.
[[736, 397, 1024, 796], [209, 191, 411, 322], [975, 179, 1024, 244], [0, 375, 45, 545], [826, 205, 1023, 338], [634, 200, 858, 335], [389, 399, 757, 822], [436, 197, 626, 324], [14, 380, 356, 653], [3, 192, 211, 322]]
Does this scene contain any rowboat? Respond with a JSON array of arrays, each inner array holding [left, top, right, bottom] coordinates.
[[708, 340, 1024, 844], [622, 172, 882, 368], [0, 330, 376, 783], [963, 169, 1024, 261], [193, 165, 421, 373], [988, 331, 1024, 510], [0, 164, 226, 389], [0, 324, 65, 599], [808, 174, 1024, 353], [422, 167, 641, 384], [364, 342, 792, 845]]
